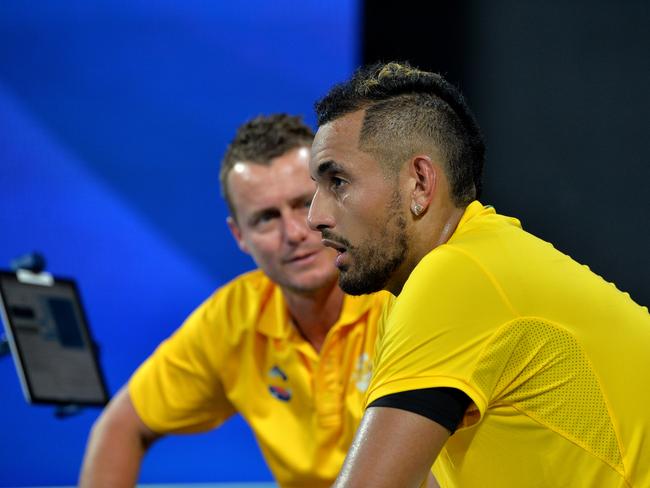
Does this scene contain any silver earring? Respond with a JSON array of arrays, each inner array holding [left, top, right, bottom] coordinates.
[[412, 203, 423, 216]]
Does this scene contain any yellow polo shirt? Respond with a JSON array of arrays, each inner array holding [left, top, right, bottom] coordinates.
[[367, 201, 650, 487], [130, 269, 388, 488]]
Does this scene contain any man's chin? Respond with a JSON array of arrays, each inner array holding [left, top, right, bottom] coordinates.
[[281, 272, 339, 295], [339, 273, 382, 296]]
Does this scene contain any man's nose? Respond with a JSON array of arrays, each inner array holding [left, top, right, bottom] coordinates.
[[285, 210, 309, 244], [308, 187, 335, 232]]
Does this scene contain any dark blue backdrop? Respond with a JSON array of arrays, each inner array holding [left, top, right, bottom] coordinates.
[[0, 2, 358, 486]]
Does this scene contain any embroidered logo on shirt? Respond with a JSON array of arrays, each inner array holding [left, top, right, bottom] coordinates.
[[269, 365, 288, 381], [351, 352, 372, 392], [268, 365, 291, 401]]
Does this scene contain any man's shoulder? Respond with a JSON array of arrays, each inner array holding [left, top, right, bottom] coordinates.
[[219, 268, 276, 294], [195, 269, 278, 333]]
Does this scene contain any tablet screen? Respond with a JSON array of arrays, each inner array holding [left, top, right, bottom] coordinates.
[[0, 271, 109, 406]]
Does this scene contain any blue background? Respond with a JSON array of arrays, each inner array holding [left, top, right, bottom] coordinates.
[[0, 2, 358, 486]]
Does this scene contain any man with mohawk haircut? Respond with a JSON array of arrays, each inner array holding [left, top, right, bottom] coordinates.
[[309, 62, 650, 487]]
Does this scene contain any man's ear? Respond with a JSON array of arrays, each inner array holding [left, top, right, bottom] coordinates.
[[408, 154, 437, 215], [227, 216, 250, 254]]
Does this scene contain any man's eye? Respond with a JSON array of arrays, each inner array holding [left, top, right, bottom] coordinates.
[[253, 211, 279, 226], [331, 177, 347, 191]]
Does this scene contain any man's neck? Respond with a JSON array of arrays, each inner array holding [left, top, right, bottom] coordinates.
[[282, 280, 344, 353], [387, 204, 466, 296]]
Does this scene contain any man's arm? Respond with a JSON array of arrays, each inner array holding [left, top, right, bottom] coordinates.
[[334, 406, 449, 488], [79, 386, 161, 488]]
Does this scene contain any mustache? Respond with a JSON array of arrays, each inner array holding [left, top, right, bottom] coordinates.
[[320, 229, 352, 249]]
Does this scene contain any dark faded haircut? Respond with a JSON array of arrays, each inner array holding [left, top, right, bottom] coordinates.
[[315, 62, 485, 206], [220, 114, 314, 218]]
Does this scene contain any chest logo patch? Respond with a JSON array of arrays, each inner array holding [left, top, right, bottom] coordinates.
[[268, 365, 291, 401]]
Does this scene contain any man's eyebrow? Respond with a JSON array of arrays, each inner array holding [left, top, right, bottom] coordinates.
[[316, 160, 344, 177], [247, 206, 278, 225], [289, 192, 315, 206]]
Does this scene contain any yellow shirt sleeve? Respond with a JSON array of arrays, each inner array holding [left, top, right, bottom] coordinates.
[[129, 289, 236, 434], [366, 245, 518, 422]]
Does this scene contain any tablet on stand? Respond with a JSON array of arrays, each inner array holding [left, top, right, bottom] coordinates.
[[0, 268, 109, 415]]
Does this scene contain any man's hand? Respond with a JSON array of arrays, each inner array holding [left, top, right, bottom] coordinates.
[[79, 387, 160, 487], [334, 406, 449, 488]]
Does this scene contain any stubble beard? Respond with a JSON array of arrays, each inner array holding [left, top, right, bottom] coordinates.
[[338, 191, 408, 295]]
